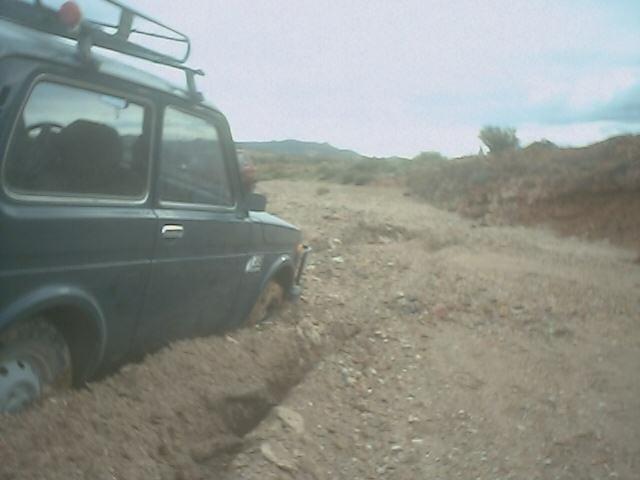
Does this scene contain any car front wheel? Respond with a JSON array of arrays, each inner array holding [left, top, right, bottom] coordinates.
[[246, 280, 285, 326], [0, 319, 72, 413]]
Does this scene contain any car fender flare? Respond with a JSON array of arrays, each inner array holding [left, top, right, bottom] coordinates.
[[259, 254, 295, 293], [0, 284, 107, 376], [233, 254, 295, 327]]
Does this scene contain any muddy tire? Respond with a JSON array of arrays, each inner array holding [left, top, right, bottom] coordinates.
[[247, 280, 285, 326], [0, 319, 72, 413]]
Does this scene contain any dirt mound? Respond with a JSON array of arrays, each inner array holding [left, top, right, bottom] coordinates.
[[407, 135, 640, 249], [0, 307, 358, 479], [221, 181, 640, 480], [512, 190, 640, 248], [342, 220, 416, 245]]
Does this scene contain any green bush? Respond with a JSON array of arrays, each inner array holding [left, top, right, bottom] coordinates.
[[479, 126, 519, 154], [412, 151, 447, 163]]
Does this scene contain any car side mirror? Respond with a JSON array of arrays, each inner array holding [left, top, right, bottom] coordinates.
[[247, 192, 267, 212]]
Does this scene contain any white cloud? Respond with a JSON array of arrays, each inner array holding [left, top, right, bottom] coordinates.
[[518, 121, 640, 148], [116, 1, 640, 156], [525, 68, 640, 112]]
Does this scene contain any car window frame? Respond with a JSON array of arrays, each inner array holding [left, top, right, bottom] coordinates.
[[157, 104, 238, 212], [1, 73, 156, 206]]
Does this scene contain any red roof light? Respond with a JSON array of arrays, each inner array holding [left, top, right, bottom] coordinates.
[[58, 1, 82, 29]]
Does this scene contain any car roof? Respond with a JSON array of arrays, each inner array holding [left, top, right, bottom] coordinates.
[[0, 17, 219, 112]]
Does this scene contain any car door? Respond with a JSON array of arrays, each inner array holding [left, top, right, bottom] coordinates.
[[0, 77, 156, 375], [136, 105, 251, 350]]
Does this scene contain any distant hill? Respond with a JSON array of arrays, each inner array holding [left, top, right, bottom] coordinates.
[[237, 139, 361, 160]]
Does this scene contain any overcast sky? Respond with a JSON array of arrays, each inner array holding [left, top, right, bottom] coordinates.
[[73, 1, 640, 157]]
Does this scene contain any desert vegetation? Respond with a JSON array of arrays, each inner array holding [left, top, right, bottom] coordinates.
[[251, 152, 414, 186], [406, 134, 640, 248], [478, 125, 520, 153], [248, 134, 640, 249]]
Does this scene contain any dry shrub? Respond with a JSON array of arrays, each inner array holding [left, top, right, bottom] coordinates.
[[407, 135, 640, 210], [253, 153, 411, 186]]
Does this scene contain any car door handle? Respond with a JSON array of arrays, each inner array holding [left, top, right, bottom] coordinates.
[[161, 224, 184, 239]]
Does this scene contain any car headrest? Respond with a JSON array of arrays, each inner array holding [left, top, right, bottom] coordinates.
[[55, 120, 123, 192]]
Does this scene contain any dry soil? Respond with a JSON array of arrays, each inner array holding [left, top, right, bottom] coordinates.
[[1, 180, 639, 480]]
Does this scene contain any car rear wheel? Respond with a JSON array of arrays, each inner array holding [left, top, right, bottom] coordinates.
[[247, 280, 285, 326], [0, 319, 72, 413]]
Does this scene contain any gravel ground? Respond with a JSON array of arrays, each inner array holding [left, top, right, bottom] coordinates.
[[1, 180, 639, 480]]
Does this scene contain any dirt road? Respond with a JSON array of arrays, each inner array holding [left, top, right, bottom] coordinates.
[[1, 180, 639, 479]]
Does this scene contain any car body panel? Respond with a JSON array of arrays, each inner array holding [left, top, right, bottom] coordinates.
[[0, 201, 158, 370], [135, 208, 252, 350], [0, 11, 308, 383]]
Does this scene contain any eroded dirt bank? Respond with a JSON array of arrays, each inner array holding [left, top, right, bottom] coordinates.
[[1, 180, 639, 480], [405, 135, 640, 251]]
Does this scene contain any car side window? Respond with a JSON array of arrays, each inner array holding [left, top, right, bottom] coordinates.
[[159, 107, 233, 207], [4, 81, 149, 199]]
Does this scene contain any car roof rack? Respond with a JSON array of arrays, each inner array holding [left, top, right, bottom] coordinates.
[[0, 0, 205, 101]]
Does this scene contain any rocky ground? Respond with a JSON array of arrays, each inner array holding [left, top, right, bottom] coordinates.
[[1, 180, 639, 479]]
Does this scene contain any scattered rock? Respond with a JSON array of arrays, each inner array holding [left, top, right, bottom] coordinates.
[[189, 435, 242, 463], [275, 406, 305, 435], [552, 326, 574, 338], [296, 318, 323, 348], [432, 303, 448, 319], [329, 238, 342, 250], [328, 293, 345, 305], [260, 441, 297, 472]]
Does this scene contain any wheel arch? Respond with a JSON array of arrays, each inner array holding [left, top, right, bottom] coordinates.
[[261, 254, 295, 293], [0, 285, 107, 384]]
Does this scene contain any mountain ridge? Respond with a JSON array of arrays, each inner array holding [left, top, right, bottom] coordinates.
[[237, 139, 361, 159]]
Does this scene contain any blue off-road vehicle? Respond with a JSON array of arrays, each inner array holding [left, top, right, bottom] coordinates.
[[0, 0, 309, 412]]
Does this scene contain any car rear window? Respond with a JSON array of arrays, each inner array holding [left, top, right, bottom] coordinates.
[[159, 107, 233, 207], [4, 81, 150, 199]]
